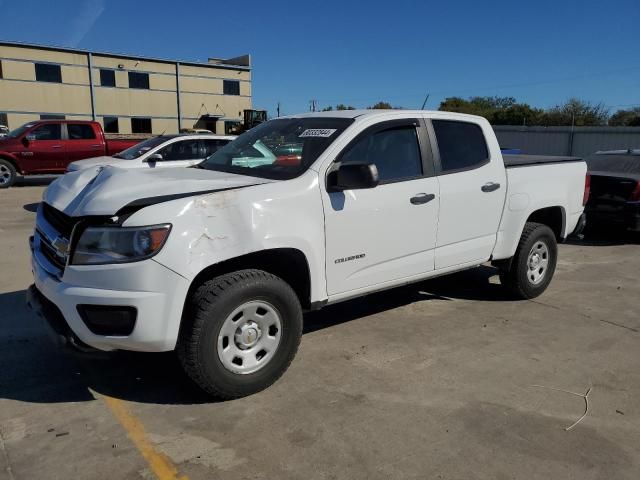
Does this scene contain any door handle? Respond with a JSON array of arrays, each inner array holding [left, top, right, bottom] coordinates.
[[90, 144, 102, 148], [410, 193, 436, 205], [51, 145, 62, 149], [481, 182, 500, 192]]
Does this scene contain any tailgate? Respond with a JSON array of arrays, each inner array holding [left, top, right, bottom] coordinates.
[[588, 173, 638, 205]]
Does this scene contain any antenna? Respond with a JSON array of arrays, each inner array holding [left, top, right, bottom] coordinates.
[[421, 94, 430, 110]]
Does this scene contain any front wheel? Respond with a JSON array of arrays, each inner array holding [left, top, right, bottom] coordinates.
[[500, 222, 557, 299], [177, 269, 303, 399], [0, 159, 17, 188]]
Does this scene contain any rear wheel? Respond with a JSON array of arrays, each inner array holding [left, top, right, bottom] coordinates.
[[0, 159, 16, 188], [500, 222, 557, 299], [177, 269, 302, 399]]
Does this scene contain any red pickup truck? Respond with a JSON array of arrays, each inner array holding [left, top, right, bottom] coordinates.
[[0, 120, 145, 188]]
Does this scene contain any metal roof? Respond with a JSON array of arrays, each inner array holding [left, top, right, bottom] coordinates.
[[0, 39, 251, 71]]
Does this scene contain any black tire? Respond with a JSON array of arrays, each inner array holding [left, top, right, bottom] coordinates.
[[500, 222, 557, 299], [177, 269, 302, 399], [0, 159, 17, 189]]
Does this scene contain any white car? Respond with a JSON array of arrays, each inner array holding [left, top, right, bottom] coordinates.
[[29, 110, 588, 399], [0, 125, 9, 138], [66, 134, 236, 172]]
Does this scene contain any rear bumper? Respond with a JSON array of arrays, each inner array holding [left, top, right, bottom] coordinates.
[[586, 202, 640, 232]]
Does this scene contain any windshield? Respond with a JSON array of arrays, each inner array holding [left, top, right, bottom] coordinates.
[[113, 136, 169, 159], [8, 123, 35, 138], [198, 117, 354, 179]]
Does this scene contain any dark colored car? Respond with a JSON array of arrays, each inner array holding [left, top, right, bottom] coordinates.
[[585, 149, 640, 232]]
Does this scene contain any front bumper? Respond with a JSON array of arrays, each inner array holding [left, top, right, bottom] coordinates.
[[30, 237, 191, 352]]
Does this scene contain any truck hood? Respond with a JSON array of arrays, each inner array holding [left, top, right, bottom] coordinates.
[[44, 166, 272, 216], [67, 156, 126, 171]]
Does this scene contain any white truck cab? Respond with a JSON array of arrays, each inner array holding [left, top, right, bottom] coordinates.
[[66, 134, 235, 172], [28, 110, 588, 399]]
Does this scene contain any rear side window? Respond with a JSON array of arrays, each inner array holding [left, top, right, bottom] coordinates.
[[341, 126, 422, 183], [67, 124, 96, 140], [432, 120, 488, 173]]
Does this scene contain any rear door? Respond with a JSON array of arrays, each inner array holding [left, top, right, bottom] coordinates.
[[323, 119, 440, 295], [23, 123, 66, 172], [65, 123, 103, 164], [428, 119, 506, 269]]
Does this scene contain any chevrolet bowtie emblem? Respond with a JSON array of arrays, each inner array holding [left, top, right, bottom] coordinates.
[[52, 237, 70, 257]]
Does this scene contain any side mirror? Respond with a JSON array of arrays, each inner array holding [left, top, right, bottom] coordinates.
[[22, 135, 34, 147], [144, 153, 163, 162], [328, 162, 379, 191]]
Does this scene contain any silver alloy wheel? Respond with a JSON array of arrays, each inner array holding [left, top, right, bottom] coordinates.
[[217, 300, 282, 374], [0, 164, 11, 185], [527, 240, 549, 285]]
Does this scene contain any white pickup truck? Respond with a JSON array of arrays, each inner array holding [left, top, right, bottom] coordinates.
[[27, 110, 588, 399]]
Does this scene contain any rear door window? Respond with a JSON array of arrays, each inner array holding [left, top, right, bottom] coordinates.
[[432, 120, 488, 173], [67, 124, 96, 140]]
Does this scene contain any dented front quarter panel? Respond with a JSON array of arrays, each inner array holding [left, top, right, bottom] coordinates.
[[123, 169, 327, 303]]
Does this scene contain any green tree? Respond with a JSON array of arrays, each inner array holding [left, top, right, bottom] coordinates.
[[321, 106, 334, 111], [609, 107, 640, 126], [368, 101, 394, 109], [540, 98, 609, 126], [336, 104, 356, 110]]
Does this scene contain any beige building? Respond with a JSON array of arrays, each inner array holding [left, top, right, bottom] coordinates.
[[0, 41, 252, 135]]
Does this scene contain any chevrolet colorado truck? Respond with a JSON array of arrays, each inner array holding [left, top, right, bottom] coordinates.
[[0, 120, 144, 187], [27, 110, 589, 399]]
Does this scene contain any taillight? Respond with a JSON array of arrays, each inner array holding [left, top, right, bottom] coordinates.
[[582, 173, 591, 206], [630, 181, 640, 202]]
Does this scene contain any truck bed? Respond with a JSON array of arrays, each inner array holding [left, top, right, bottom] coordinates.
[[503, 154, 583, 168]]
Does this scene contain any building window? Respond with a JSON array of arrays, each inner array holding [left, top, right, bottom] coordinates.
[[128, 72, 149, 89], [223, 80, 240, 96], [0, 113, 8, 128], [103, 117, 119, 133], [224, 121, 241, 134], [100, 69, 116, 87], [0, 60, 3, 79], [68, 124, 96, 140], [131, 117, 152, 133], [35, 63, 62, 83], [40, 114, 65, 120]]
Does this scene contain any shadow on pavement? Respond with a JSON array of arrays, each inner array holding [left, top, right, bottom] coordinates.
[[0, 266, 510, 406]]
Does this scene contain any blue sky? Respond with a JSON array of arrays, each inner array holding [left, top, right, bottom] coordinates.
[[1, 0, 638, 116]]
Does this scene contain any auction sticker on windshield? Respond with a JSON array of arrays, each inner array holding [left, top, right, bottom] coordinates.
[[299, 129, 337, 138]]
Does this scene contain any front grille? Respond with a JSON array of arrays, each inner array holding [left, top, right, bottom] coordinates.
[[42, 203, 76, 239], [38, 233, 67, 271]]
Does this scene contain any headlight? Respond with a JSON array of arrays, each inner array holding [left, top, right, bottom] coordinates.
[[71, 224, 171, 265]]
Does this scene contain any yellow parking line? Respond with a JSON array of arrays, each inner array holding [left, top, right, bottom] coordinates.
[[102, 395, 188, 480]]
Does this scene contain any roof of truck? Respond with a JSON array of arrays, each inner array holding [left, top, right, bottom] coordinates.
[[281, 109, 486, 121]]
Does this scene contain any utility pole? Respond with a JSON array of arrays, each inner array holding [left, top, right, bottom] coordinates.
[[277, 102, 280, 117], [309, 100, 317, 112]]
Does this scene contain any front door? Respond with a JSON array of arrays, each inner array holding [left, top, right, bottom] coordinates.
[[152, 138, 203, 168], [22, 123, 66, 173], [323, 120, 440, 296]]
